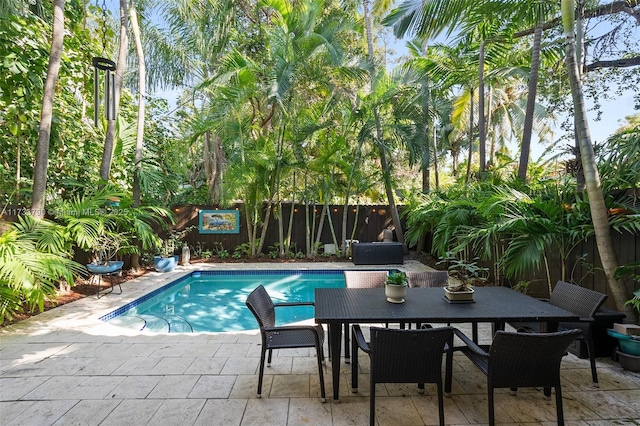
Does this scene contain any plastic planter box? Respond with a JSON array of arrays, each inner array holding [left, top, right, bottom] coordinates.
[[607, 329, 640, 356]]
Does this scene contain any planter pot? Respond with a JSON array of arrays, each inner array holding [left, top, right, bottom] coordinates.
[[385, 284, 407, 303], [86, 260, 124, 275], [616, 350, 640, 372], [154, 256, 177, 272], [444, 287, 474, 302], [607, 329, 640, 356]]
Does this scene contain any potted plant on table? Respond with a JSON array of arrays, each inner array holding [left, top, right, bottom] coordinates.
[[443, 282, 475, 302], [385, 271, 408, 303]]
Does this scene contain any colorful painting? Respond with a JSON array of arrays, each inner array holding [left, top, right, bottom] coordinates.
[[199, 210, 240, 234]]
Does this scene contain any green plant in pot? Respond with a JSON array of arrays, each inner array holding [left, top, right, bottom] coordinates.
[[385, 271, 408, 303], [443, 282, 474, 302]]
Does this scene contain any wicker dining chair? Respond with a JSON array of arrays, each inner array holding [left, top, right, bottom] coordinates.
[[245, 285, 326, 402], [406, 270, 449, 288], [342, 270, 389, 363], [406, 270, 450, 329], [454, 328, 580, 426], [509, 280, 607, 387], [351, 325, 454, 426]]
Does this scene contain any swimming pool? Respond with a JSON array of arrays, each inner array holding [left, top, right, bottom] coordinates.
[[100, 270, 347, 333]]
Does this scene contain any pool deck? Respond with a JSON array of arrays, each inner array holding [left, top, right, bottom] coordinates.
[[1, 261, 639, 425]]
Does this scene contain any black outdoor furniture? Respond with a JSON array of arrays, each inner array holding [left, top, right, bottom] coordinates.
[[245, 285, 326, 402], [406, 270, 449, 288], [342, 270, 389, 362], [406, 270, 450, 329], [453, 328, 581, 426], [314, 286, 579, 401], [351, 325, 454, 426], [509, 280, 607, 387], [351, 242, 404, 265]]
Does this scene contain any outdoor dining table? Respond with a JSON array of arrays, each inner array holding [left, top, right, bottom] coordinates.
[[314, 286, 580, 401]]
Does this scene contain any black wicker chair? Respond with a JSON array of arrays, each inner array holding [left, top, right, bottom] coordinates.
[[406, 270, 450, 329], [352, 325, 454, 426], [342, 270, 389, 362], [406, 270, 449, 288], [509, 280, 607, 387], [454, 328, 580, 426], [245, 285, 326, 402]]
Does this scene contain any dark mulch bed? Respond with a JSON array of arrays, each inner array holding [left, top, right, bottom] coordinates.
[[1, 251, 437, 328]]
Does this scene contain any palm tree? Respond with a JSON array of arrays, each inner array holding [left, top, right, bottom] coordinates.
[[30, 0, 65, 218], [0, 215, 84, 323], [561, 0, 632, 321], [99, 0, 129, 182], [129, 0, 146, 207]]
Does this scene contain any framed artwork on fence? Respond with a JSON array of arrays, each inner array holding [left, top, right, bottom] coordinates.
[[199, 210, 240, 234]]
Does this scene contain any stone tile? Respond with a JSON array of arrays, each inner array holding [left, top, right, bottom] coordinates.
[[288, 397, 332, 425], [182, 342, 221, 358], [5, 400, 77, 426], [184, 357, 226, 374], [240, 397, 289, 425], [109, 376, 162, 399], [147, 398, 206, 425], [269, 374, 311, 398], [230, 374, 270, 399], [214, 343, 252, 357], [413, 394, 469, 425], [567, 389, 640, 419], [110, 356, 162, 375], [23, 375, 124, 400], [52, 399, 121, 425], [149, 344, 189, 358], [188, 375, 237, 399], [35, 356, 95, 376], [146, 375, 200, 399], [0, 376, 51, 401], [193, 399, 247, 425], [82, 343, 131, 358], [0, 400, 34, 424], [100, 399, 163, 425], [149, 357, 195, 375], [374, 396, 424, 426], [222, 356, 261, 375], [329, 396, 370, 425], [74, 356, 126, 375]]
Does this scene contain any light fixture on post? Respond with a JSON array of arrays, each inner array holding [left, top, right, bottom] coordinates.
[[92, 0, 116, 126]]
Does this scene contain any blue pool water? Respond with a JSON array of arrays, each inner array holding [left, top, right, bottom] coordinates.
[[100, 270, 346, 333]]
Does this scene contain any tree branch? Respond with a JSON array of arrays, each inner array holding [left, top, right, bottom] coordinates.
[[514, 1, 640, 38], [586, 56, 640, 71]]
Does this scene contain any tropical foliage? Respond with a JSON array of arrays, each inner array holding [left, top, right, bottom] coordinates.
[[0, 0, 639, 321]]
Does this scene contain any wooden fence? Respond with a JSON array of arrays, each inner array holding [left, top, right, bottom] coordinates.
[[170, 203, 405, 255], [170, 203, 639, 307]]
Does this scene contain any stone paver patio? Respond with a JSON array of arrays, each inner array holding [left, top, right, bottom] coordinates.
[[1, 262, 639, 425]]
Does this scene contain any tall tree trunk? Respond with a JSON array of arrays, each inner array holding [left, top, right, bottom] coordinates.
[[31, 0, 65, 218], [561, 0, 634, 322], [129, 1, 145, 271], [363, 0, 405, 248], [130, 1, 145, 208], [99, 0, 128, 181], [518, 21, 543, 182], [486, 88, 494, 164], [478, 41, 486, 172], [433, 123, 440, 190], [465, 89, 474, 184]]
